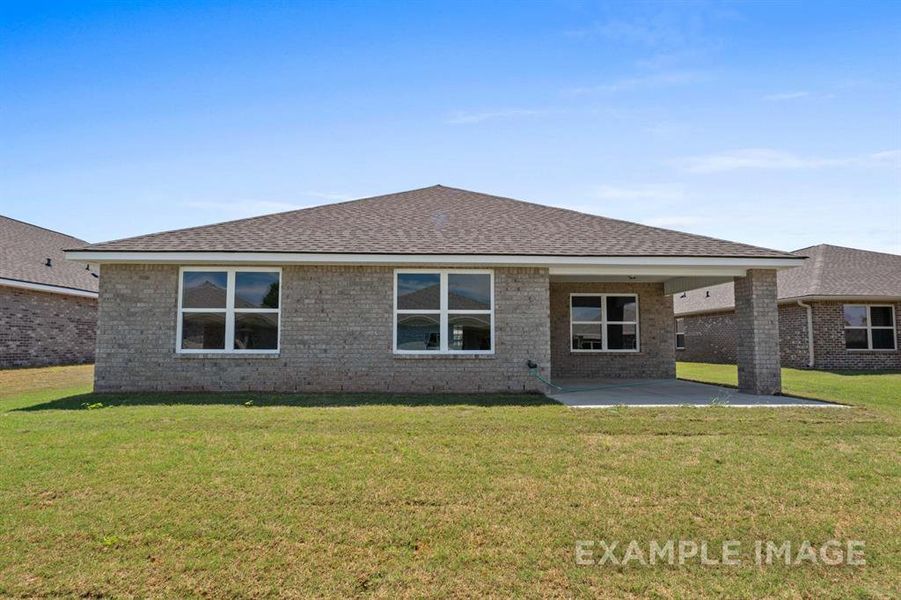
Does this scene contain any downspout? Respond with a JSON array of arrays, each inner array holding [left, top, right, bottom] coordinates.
[[797, 300, 814, 368]]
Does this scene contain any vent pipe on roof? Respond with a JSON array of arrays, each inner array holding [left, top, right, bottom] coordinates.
[[45, 258, 52, 267]]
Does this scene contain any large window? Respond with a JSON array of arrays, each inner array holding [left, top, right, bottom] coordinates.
[[394, 270, 493, 354], [571, 293, 639, 352], [843, 304, 896, 351], [177, 267, 281, 353], [675, 318, 686, 350]]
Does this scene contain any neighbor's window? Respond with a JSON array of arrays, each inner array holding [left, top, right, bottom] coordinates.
[[178, 268, 280, 353], [394, 270, 493, 353], [675, 318, 686, 350], [571, 294, 639, 352], [843, 305, 896, 351]]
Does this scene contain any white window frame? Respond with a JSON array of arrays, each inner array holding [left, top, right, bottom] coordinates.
[[843, 304, 897, 351], [393, 269, 494, 355], [675, 317, 686, 350], [570, 293, 640, 353], [176, 266, 282, 354]]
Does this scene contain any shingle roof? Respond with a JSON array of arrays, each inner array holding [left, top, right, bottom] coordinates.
[[0, 215, 99, 293], [674, 244, 901, 315], [76, 185, 795, 258]]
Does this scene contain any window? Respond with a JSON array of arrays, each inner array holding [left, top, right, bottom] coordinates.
[[675, 318, 685, 350], [570, 294, 639, 352], [843, 304, 896, 351], [394, 270, 493, 353], [177, 267, 281, 353]]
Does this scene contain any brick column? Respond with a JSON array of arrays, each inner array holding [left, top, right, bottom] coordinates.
[[734, 269, 781, 395]]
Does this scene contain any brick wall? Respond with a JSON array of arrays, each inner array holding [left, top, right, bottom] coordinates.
[[778, 302, 810, 369], [549, 281, 675, 380], [678, 300, 901, 371], [678, 311, 736, 364], [94, 264, 552, 393], [0, 286, 97, 368]]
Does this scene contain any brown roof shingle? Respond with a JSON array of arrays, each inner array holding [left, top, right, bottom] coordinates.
[[674, 244, 901, 315], [76, 185, 796, 259], [1, 216, 99, 293]]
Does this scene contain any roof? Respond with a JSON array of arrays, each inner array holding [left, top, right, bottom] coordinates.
[[74, 185, 796, 259], [674, 244, 901, 315], [0, 215, 99, 294]]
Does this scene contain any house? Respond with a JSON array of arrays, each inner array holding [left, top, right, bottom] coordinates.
[[65, 185, 804, 394], [1, 216, 99, 368], [674, 244, 901, 370]]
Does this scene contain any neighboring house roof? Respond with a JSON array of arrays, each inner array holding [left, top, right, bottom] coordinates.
[[398, 283, 489, 310], [674, 244, 901, 315], [0, 215, 99, 295], [73, 185, 796, 259]]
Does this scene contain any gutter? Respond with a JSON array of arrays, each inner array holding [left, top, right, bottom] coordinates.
[[0, 277, 98, 299], [796, 300, 815, 368]]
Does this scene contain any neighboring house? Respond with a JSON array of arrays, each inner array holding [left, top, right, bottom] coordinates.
[[674, 244, 901, 371], [1, 216, 99, 368], [65, 185, 804, 395]]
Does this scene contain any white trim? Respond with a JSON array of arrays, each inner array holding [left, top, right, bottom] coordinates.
[[843, 304, 897, 351], [65, 250, 804, 270], [176, 266, 282, 354], [393, 269, 494, 355], [569, 293, 640, 353], [0, 277, 98, 299]]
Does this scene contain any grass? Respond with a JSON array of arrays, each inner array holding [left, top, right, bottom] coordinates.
[[677, 362, 901, 417], [1, 364, 899, 598]]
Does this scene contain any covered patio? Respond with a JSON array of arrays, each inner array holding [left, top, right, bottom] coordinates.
[[547, 378, 837, 408], [546, 263, 793, 396]]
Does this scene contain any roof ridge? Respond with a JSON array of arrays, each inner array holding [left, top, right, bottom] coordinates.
[[804, 245, 829, 296], [1, 214, 88, 244], [67, 185, 449, 250], [428, 185, 797, 258], [793, 243, 900, 259], [75, 185, 803, 259]]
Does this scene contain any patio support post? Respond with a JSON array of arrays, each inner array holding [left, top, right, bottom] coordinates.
[[734, 269, 781, 395]]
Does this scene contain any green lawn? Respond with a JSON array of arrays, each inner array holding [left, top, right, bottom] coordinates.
[[678, 362, 901, 417], [1, 365, 899, 598]]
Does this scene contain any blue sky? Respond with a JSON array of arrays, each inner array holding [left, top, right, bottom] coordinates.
[[2, 1, 899, 253]]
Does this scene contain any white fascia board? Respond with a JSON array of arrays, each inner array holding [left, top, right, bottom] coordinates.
[[65, 251, 804, 271], [0, 277, 98, 299]]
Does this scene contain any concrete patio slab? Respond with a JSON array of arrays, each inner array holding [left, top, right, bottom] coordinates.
[[548, 378, 840, 408]]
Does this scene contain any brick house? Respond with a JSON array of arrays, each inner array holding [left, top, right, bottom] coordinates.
[[674, 245, 901, 370], [1, 216, 99, 368], [65, 186, 804, 394]]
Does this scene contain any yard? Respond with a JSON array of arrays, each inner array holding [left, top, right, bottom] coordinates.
[[1, 365, 899, 598]]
